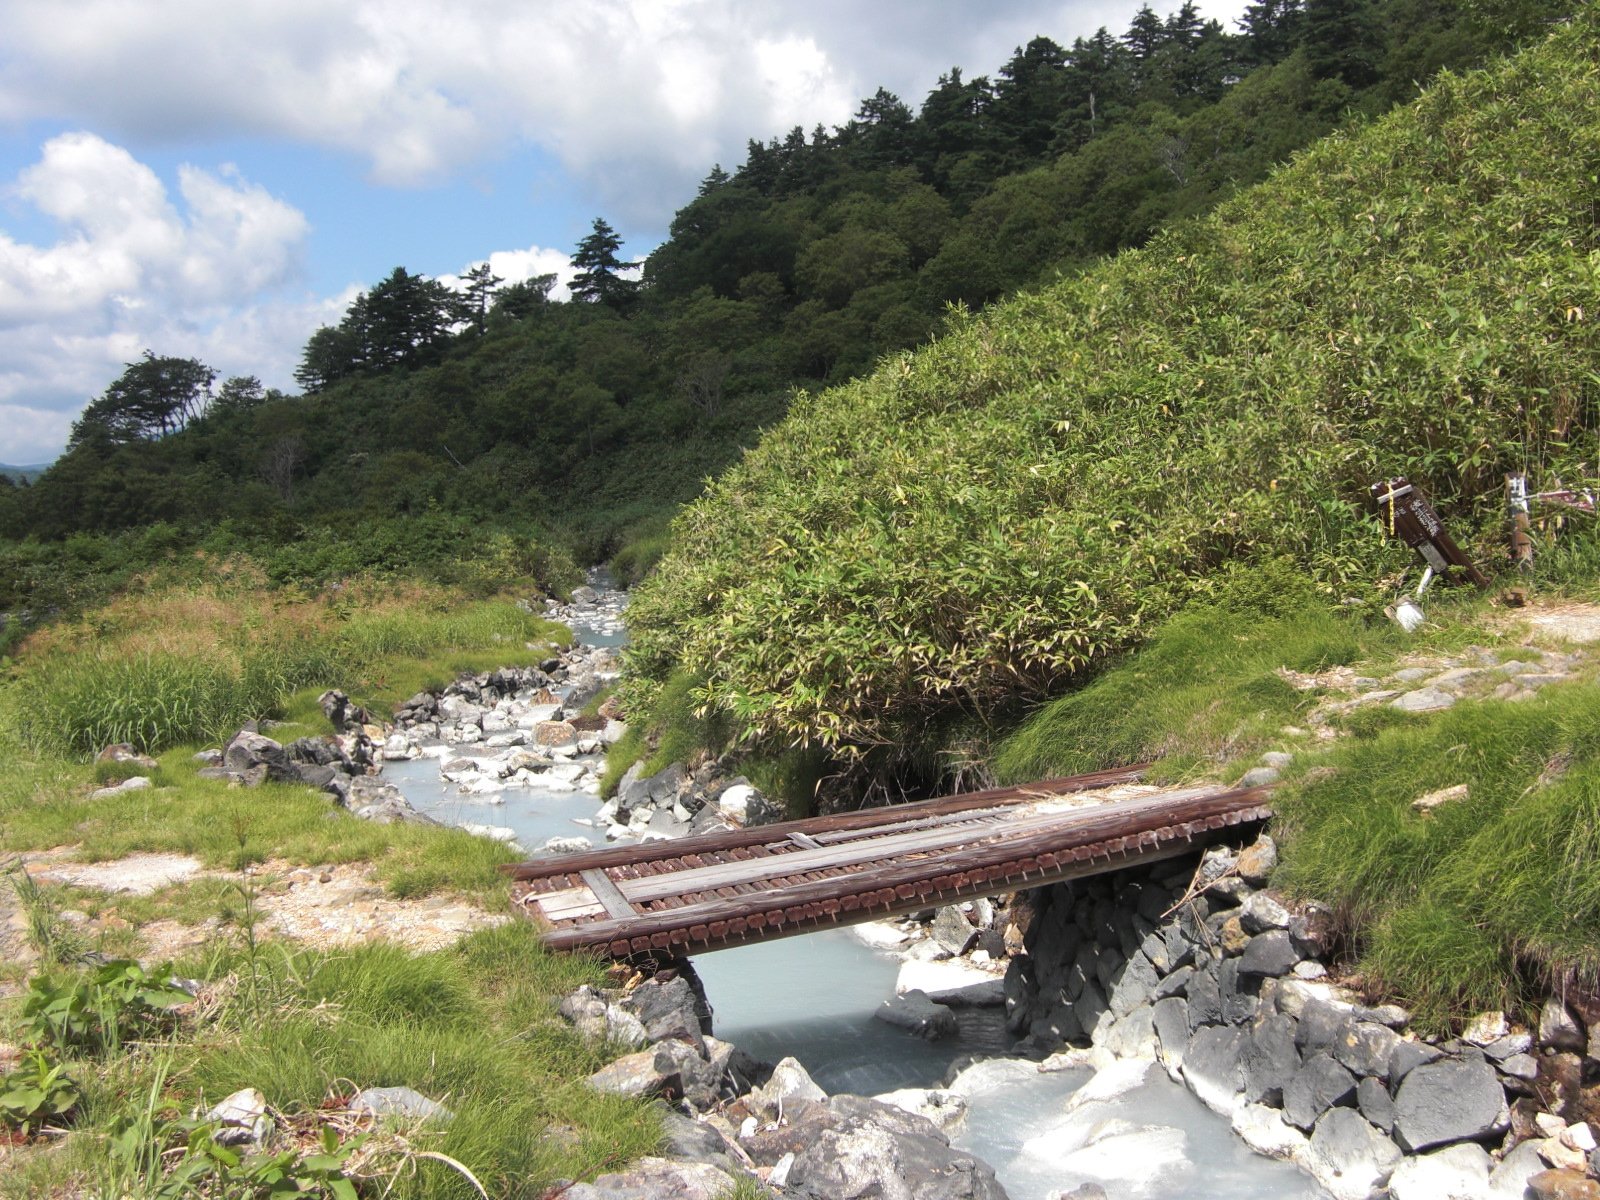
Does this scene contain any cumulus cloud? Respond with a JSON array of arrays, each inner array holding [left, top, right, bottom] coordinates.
[[0, 1, 1244, 218], [0, 132, 312, 462]]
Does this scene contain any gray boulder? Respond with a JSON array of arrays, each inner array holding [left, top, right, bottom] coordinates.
[[877, 990, 959, 1041], [1241, 1012, 1301, 1106], [1237, 929, 1301, 977], [223, 731, 298, 783], [349, 1086, 453, 1123], [1184, 1025, 1246, 1114], [1392, 1057, 1509, 1153], [618, 975, 710, 1052], [1282, 1053, 1358, 1132], [557, 1157, 739, 1200], [1332, 1021, 1402, 1078], [932, 905, 980, 956], [585, 1040, 721, 1111], [783, 1095, 1008, 1200], [1304, 1109, 1402, 1200]]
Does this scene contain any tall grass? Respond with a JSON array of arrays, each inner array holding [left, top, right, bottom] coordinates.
[[1275, 683, 1600, 1030], [7, 578, 567, 759]]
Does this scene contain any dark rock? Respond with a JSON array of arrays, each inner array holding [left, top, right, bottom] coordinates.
[[1163, 921, 1196, 972], [932, 905, 979, 956], [620, 975, 710, 1052], [1153, 997, 1190, 1060], [1283, 1053, 1359, 1131], [1185, 1025, 1246, 1113], [1218, 958, 1260, 1025], [1387, 1040, 1444, 1090], [1333, 1021, 1402, 1079], [876, 991, 959, 1041], [1304, 1109, 1402, 1200], [1154, 965, 1193, 1001], [784, 1095, 1008, 1200], [656, 1108, 742, 1174], [223, 731, 298, 783], [585, 1040, 720, 1111], [557, 1157, 740, 1199], [1296, 998, 1350, 1055], [1540, 999, 1587, 1053], [1237, 929, 1301, 978], [1236, 834, 1278, 885], [1109, 951, 1161, 1018], [318, 689, 371, 732], [1187, 966, 1223, 1030], [702, 1037, 771, 1098], [1357, 1075, 1395, 1132], [1241, 1012, 1302, 1106], [1392, 1057, 1509, 1152]]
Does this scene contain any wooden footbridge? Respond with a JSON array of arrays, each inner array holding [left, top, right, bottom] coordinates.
[[505, 766, 1273, 960]]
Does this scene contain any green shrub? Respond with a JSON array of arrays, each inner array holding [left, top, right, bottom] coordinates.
[[624, 17, 1600, 763]]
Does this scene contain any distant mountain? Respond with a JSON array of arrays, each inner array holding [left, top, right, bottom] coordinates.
[[1, 463, 51, 483]]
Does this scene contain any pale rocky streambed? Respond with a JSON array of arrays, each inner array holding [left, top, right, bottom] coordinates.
[[377, 575, 1331, 1200]]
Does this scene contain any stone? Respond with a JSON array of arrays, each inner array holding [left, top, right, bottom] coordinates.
[[1261, 751, 1294, 769], [1239, 891, 1292, 934], [205, 1087, 272, 1146], [1528, 1170, 1600, 1200], [1241, 1012, 1301, 1106], [1154, 965, 1192, 1001], [1219, 957, 1260, 1024], [1187, 967, 1223, 1029], [716, 783, 777, 827], [1491, 1140, 1553, 1198], [1219, 914, 1251, 955], [872, 1088, 969, 1133], [1356, 1075, 1395, 1131], [1296, 998, 1352, 1054], [557, 1157, 739, 1200], [1240, 766, 1281, 788], [656, 1110, 742, 1174], [533, 720, 579, 748], [1108, 950, 1160, 1018], [1238, 929, 1300, 977], [91, 776, 154, 799], [223, 730, 298, 783], [932, 905, 979, 956], [1393, 667, 1436, 683], [1104, 1006, 1157, 1059], [876, 990, 959, 1041], [1393, 1057, 1509, 1152], [1333, 1021, 1402, 1078], [1388, 1039, 1444, 1088], [1540, 999, 1587, 1053], [1153, 997, 1190, 1072], [1484, 1031, 1533, 1061], [619, 975, 710, 1051], [1387, 1142, 1492, 1200], [587, 1041, 720, 1111], [542, 835, 593, 854], [1184, 1025, 1245, 1115], [1304, 1109, 1403, 1200], [782, 1096, 1008, 1200], [96, 742, 160, 772], [1462, 1010, 1510, 1046], [349, 1086, 453, 1123], [750, 1057, 827, 1115], [1283, 1053, 1359, 1131], [1391, 687, 1456, 713], [1500, 1052, 1540, 1081], [1232, 1102, 1308, 1161], [1412, 783, 1470, 814]]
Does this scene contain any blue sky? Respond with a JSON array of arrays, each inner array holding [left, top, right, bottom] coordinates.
[[0, 0, 1245, 465]]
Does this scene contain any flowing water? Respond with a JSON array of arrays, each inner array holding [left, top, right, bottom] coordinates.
[[384, 576, 1328, 1200]]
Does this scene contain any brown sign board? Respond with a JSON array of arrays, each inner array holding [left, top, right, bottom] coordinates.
[[1369, 477, 1489, 588]]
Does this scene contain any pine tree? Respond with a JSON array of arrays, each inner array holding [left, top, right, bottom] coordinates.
[[570, 218, 640, 309]]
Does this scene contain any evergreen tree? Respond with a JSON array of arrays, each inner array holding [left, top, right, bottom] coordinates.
[[1305, 0, 1381, 84], [570, 218, 640, 309], [68, 352, 215, 447], [460, 262, 504, 334], [990, 37, 1071, 165]]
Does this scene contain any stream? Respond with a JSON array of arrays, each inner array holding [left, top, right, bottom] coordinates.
[[383, 575, 1328, 1200]]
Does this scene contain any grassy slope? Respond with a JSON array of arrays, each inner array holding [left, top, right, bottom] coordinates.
[[624, 14, 1600, 765], [0, 580, 662, 1197]]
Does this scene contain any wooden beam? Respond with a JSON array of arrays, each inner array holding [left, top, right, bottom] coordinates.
[[580, 869, 636, 921]]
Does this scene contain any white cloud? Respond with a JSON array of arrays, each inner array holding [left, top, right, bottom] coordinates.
[[0, 1, 1249, 214], [443, 245, 580, 303], [0, 133, 313, 462]]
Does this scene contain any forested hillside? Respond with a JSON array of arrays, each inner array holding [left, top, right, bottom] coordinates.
[[0, 0, 1547, 629], [621, 8, 1600, 782]]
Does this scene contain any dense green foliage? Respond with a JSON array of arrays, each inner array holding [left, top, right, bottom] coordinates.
[[0, 0, 1542, 605], [624, 14, 1600, 775]]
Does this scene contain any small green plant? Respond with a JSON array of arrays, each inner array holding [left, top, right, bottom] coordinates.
[[0, 1049, 79, 1135], [23, 959, 193, 1057], [162, 1123, 362, 1200], [5, 863, 88, 965]]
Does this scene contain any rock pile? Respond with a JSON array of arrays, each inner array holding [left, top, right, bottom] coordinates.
[[1004, 836, 1600, 1200], [560, 966, 1008, 1199]]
